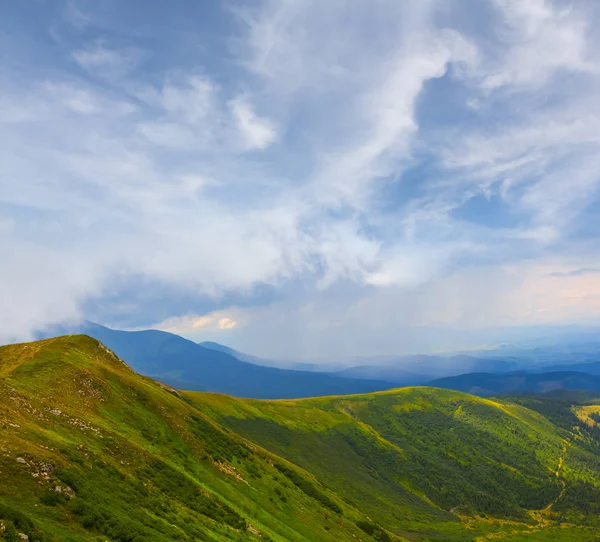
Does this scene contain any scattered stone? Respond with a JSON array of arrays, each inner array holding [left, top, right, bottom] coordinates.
[[54, 485, 76, 498], [37, 461, 55, 474], [49, 408, 62, 416], [16, 457, 27, 464], [18, 533, 29, 541]]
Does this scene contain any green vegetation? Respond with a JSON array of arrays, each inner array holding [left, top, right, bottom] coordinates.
[[273, 463, 342, 514], [0, 336, 382, 541], [2, 335, 600, 540], [185, 388, 600, 539]]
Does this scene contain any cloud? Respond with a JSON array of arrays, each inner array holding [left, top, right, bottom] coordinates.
[[72, 43, 142, 79], [159, 76, 217, 124], [0, 218, 15, 234], [481, 0, 596, 90], [218, 317, 237, 330], [137, 121, 197, 149], [63, 1, 92, 29], [550, 268, 600, 278], [151, 312, 238, 335], [2, 0, 600, 351], [193, 316, 215, 328], [195, 259, 600, 359], [229, 95, 277, 150]]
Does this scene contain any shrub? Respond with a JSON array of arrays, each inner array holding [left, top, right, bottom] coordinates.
[[274, 464, 342, 514]]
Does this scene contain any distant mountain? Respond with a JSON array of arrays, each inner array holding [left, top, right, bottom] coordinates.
[[200, 341, 332, 371], [200, 338, 600, 379], [199, 340, 277, 367], [429, 370, 600, 397], [37, 322, 394, 399], [329, 354, 516, 384], [471, 342, 600, 368], [331, 364, 430, 386], [537, 361, 600, 375]]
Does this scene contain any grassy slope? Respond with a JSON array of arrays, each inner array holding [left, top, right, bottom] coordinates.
[[0, 336, 395, 542], [185, 388, 600, 541], [2, 336, 600, 541]]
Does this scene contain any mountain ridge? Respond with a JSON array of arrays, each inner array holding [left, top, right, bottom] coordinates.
[[429, 370, 600, 396]]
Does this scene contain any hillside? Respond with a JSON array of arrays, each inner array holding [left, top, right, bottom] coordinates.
[[429, 371, 600, 396], [185, 387, 600, 540], [0, 335, 397, 541], [38, 322, 393, 399], [2, 336, 600, 540]]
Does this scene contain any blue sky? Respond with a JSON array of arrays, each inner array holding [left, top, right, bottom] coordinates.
[[2, 0, 600, 358]]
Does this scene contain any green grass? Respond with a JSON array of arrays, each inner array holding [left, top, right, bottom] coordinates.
[[2, 335, 600, 540], [0, 336, 389, 541]]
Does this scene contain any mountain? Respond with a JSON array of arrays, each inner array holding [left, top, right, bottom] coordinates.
[[429, 370, 600, 396], [471, 341, 600, 368], [331, 364, 429, 385], [36, 322, 393, 399], [330, 354, 516, 383], [538, 361, 600, 375], [4, 335, 600, 540], [199, 341, 278, 367], [200, 341, 335, 372]]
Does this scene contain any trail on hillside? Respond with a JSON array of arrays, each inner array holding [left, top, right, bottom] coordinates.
[[474, 438, 572, 541], [544, 439, 569, 513]]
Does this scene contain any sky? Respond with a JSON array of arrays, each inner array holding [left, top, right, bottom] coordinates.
[[2, 0, 600, 359]]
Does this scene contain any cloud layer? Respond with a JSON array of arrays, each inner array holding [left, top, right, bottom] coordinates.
[[2, 0, 600, 356]]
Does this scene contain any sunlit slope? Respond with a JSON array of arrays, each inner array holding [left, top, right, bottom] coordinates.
[[0, 336, 396, 542], [185, 387, 600, 541]]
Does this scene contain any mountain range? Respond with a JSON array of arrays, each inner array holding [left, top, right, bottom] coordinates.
[[3, 335, 600, 540], [327, 354, 515, 383], [32, 321, 600, 400], [36, 322, 393, 399], [429, 370, 600, 397]]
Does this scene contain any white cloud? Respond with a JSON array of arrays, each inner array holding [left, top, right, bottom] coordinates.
[[229, 95, 277, 150], [160, 76, 217, 124], [0, 238, 104, 344], [2, 0, 600, 349], [218, 317, 237, 329], [137, 121, 197, 149], [481, 0, 596, 90], [72, 43, 141, 79], [0, 218, 15, 234], [151, 312, 239, 335], [198, 258, 600, 359]]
